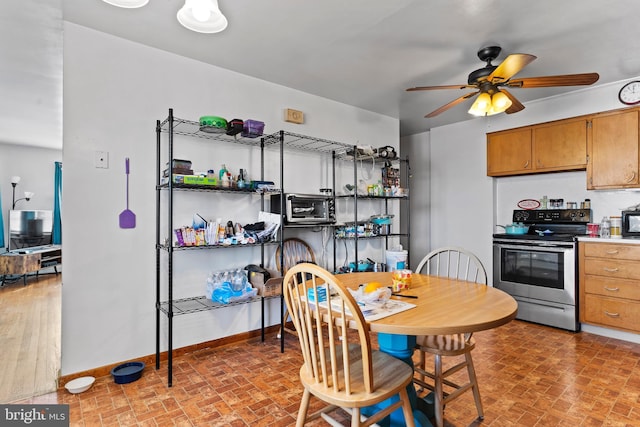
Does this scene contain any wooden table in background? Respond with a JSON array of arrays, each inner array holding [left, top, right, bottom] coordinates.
[[0, 253, 41, 286]]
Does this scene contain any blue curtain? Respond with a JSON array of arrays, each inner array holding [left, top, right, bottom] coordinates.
[[0, 187, 4, 249], [52, 162, 62, 245]]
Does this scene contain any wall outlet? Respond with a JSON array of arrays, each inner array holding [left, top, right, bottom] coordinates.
[[285, 108, 304, 124], [95, 151, 109, 168]]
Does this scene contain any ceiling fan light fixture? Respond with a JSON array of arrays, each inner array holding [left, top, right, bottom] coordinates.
[[101, 0, 149, 8], [491, 91, 512, 111], [177, 0, 228, 34], [468, 92, 492, 116], [486, 105, 503, 116]]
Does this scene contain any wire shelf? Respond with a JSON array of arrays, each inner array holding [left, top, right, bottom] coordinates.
[[156, 183, 279, 194], [158, 116, 274, 148], [156, 240, 278, 251], [262, 131, 353, 156], [158, 295, 261, 316]]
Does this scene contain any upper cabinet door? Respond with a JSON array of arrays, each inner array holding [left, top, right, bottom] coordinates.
[[533, 118, 587, 172], [486, 128, 532, 176], [588, 109, 640, 190]]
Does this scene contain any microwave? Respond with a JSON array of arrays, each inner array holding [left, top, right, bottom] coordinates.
[[270, 193, 335, 224], [622, 210, 640, 237]]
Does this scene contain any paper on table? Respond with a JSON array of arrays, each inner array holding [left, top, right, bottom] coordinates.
[[350, 298, 416, 321], [304, 295, 416, 322]]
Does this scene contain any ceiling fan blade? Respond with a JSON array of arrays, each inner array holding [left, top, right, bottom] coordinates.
[[407, 84, 476, 92], [488, 54, 537, 83], [501, 89, 525, 114], [506, 72, 600, 88], [425, 92, 478, 118]]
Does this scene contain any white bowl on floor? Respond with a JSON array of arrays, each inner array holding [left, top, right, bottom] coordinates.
[[64, 376, 95, 394]]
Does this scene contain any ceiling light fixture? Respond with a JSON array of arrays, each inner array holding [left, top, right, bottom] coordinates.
[[468, 90, 512, 117], [101, 0, 149, 8], [177, 0, 228, 34], [102, 0, 228, 34]]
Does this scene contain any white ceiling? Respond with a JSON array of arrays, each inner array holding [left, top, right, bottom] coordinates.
[[6, 0, 640, 150], [1, 1, 62, 149]]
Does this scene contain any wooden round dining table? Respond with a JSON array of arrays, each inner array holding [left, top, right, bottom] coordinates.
[[336, 271, 518, 427], [338, 271, 518, 337]]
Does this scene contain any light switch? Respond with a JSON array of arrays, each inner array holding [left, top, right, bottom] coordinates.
[[95, 151, 109, 169]]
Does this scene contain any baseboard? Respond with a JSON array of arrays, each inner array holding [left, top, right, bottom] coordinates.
[[58, 325, 281, 388]]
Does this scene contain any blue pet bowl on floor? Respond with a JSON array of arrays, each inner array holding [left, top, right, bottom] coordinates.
[[111, 361, 145, 384]]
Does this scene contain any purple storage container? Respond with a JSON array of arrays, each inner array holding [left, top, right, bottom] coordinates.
[[241, 120, 265, 138]]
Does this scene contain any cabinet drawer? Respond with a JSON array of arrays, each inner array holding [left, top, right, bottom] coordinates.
[[583, 258, 640, 280], [583, 294, 640, 331], [584, 275, 640, 300], [583, 242, 640, 260]]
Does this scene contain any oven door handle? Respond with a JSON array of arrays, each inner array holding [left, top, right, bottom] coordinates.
[[493, 243, 573, 252]]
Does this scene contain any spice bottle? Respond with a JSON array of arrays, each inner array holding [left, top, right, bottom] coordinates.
[[610, 216, 622, 238]]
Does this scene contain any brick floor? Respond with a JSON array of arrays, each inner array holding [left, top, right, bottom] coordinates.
[[19, 320, 640, 426]]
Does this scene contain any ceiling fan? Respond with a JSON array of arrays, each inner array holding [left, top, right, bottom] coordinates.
[[407, 46, 599, 118]]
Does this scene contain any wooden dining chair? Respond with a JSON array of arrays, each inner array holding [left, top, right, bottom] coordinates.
[[283, 263, 416, 427], [276, 238, 316, 338], [413, 246, 487, 427]]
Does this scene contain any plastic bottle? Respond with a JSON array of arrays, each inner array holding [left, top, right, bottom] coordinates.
[[217, 218, 225, 243], [237, 168, 246, 189], [222, 173, 231, 187], [600, 216, 611, 238], [231, 269, 245, 292], [219, 164, 228, 180]]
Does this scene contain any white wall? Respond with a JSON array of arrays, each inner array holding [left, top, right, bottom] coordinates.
[[428, 120, 495, 273], [400, 132, 429, 269], [62, 23, 399, 375]]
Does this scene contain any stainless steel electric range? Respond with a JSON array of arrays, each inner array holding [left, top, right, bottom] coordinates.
[[492, 209, 592, 331]]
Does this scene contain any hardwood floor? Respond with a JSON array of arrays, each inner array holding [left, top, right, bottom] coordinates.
[[13, 311, 640, 426], [0, 272, 61, 403]]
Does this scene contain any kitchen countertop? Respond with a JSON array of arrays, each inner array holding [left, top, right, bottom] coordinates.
[[577, 236, 640, 244]]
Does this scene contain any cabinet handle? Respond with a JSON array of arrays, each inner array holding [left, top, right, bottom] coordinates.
[[603, 286, 620, 292], [605, 250, 619, 254], [603, 267, 619, 273], [626, 171, 637, 183], [523, 160, 530, 169], [604, 311, 620, 318]]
